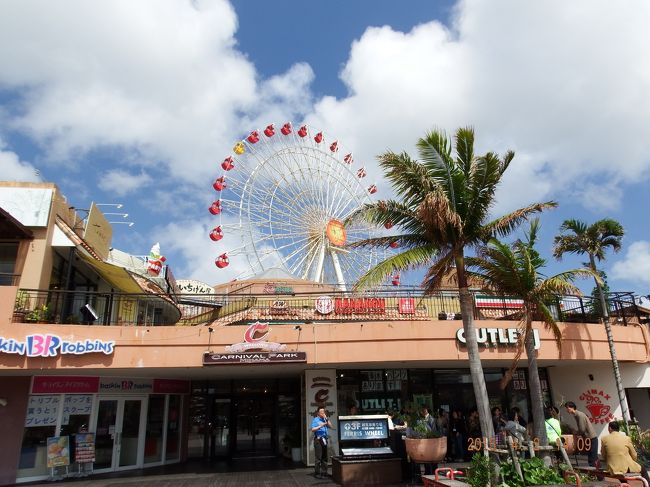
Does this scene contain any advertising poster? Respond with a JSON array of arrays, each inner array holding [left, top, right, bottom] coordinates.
[[74, 433, 96, 463], [46, 436, 70, 468]]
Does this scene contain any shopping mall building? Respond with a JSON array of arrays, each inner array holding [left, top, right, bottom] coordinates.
[[1, 182, 649, 485]]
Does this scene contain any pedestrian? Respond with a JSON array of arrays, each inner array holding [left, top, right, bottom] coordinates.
[[310, 407, 335, 479], [601, 421, 650, 484], [564, 401, 599, 467]]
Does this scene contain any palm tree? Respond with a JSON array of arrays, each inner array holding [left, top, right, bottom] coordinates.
[[553, 218, 630, 424], [347, 127, 556, 439], [466, 219, 595, 446]]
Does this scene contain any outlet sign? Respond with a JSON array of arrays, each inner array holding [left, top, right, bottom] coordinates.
[[456, 328, 540, 350]]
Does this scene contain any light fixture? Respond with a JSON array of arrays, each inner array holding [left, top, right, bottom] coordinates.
[[103, 212, 129, 218], [110, 221, 134, 227], [0, 398, 7, 407], [96, 203, 123, 209]]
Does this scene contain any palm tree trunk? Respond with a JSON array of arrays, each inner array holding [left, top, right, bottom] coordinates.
[[590, 255, 631, 425], [455, 254, 495, 440], [524, 316, 547, 452]]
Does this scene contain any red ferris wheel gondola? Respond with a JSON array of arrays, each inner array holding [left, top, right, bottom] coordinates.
[[221, 156, 235, 171], [330, 141, 338, 152], [215, 253, 229, 268], [384, 221, 393, 229], [298, 125, 308, 138], [264, 124, 275, 137], [210, 226, 223, 241], [357, 167, 367, 178], [389, 241, 399, 249], [213, 176, 226, 191], [209, 200, 222, 215], [343, 153, 353, 164], [314, 132, 323, 143], [247, 131, 260, 144], [391, 273, 400, 286], [281, 122, 292, 135], [368, 184, 378, 194]]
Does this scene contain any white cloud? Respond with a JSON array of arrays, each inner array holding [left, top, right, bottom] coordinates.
[[306, 0, 650, 213], [611, 241, 650, 285], [98, 169, 151, 196], [0, 147, 41, 182]]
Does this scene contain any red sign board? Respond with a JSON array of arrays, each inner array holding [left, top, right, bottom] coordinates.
[[335, 298, 385, 314], [398, 298, 416, 314], [153, 379, 190, 394], [32, 376, 100, 394]]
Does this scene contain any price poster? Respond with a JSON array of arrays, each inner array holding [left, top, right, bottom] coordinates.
[[46, 436, 70, 467], [74, 433, 96, 463]]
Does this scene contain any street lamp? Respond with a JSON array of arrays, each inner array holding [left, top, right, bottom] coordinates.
[[110, 221, 134, 227], [95, 203, 124, 209], [103, 213, 129, 218]]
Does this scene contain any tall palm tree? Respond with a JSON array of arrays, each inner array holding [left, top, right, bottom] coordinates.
[[347, 127, 556, 438], [553, 218, 630, 424], [466, 219, 595, 446]]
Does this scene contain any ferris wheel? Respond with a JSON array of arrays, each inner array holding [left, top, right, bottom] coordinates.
[[207, 122, 388, 290]]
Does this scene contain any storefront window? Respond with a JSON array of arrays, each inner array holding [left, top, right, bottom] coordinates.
[[144, 395, 165, 464], [17, 394, 61, 478], [165, 395, 181, 461]]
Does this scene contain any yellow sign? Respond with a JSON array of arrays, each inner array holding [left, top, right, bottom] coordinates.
[[83, 203, 113, 260], [326, 219, 346, 246]]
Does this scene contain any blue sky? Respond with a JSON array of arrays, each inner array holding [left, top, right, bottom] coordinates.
[[1, 0, 649, 297]]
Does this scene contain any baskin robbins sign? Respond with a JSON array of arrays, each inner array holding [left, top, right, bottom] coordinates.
[[203, 321, 306, 365], [0, 334, 115, 357]]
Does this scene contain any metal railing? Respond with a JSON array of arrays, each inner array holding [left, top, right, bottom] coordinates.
[[10, 287, 642, 327], [0, 272, 20, 286]]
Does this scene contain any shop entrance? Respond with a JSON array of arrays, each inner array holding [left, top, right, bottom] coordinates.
[[93, 396, 147, 472], [233, 396, 274, 457]]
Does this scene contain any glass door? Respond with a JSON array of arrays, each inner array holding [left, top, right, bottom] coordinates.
[[94, 396, 147, 472], [234, 397, 274, 456]]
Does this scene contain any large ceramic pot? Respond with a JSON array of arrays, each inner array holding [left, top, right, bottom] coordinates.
[[405, 437, 447, 463], [560, 434, 576, 455]]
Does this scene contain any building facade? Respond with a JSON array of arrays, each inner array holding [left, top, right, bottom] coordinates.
[[1, 182, 649, 485]]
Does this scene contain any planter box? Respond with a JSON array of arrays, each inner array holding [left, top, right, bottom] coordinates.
[[405, 437, 447, 463], [332, 456, 402, 486]]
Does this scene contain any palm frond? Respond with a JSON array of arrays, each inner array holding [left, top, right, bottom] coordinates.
[[483, 201, 558, 239], [353, 245, 438, 291]]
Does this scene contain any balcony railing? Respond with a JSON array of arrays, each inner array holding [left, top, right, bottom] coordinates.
[[0, 272, 20, 286], [10, 288, 643, 327]]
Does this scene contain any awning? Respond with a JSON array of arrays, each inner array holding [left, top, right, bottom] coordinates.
[[76, 251, 144, 294]]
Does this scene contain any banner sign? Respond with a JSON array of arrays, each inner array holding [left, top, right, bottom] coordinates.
[[338, 415, 389, 441], [46, 436, 70, 467], [203, 351, 306, 365], [335, 298, 385, 315], [0, 334, 114, 357], [99, 377, 153, 393], [153, 379, 191, 394], [32, 376, 100, 394], [474, 295, 524, 309]]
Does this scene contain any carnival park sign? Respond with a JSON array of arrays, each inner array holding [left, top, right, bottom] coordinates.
[[456, 328, 540, 350], [0, 334, 115, 357], [203, 351, 306, 365], [204, 321, 306, 365]]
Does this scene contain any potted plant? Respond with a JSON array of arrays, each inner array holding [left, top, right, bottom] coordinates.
[[26, 304, 50, 323], [404, 418, 447, 463], [282, 427, 302, 462], [13, 290, 30, 322]]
